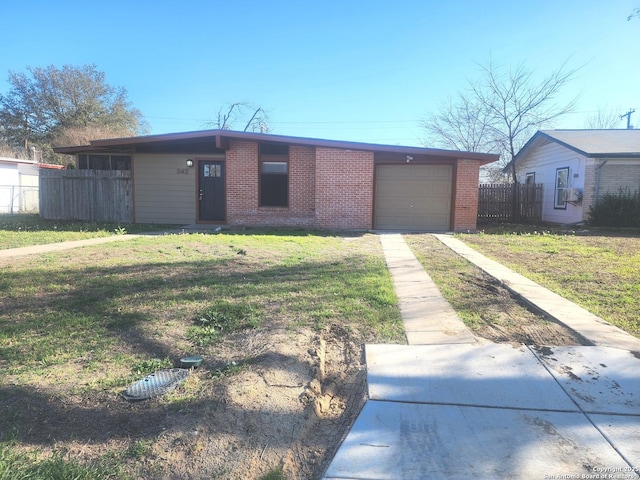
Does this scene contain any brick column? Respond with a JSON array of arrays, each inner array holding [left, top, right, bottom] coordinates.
[[452, 159, 480, 231]]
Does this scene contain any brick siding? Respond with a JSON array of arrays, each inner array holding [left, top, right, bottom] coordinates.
[[599, 164, 640, 196], [226, 141, 316, 227], [223, 140, 481, 231], [581, 162, 596, 221], [315, 148, 374, 229], [451, 159, 480, 231]]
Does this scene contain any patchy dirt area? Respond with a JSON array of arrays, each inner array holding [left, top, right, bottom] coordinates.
[[4, 321, 366, 479], [459, 270, 586, 347]]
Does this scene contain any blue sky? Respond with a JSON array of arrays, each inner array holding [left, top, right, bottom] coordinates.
[[2, 0, 639, 147]]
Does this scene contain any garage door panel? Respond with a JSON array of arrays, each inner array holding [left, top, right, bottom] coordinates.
[[374, 165, 453, 231], [375, 200, 451, 215]]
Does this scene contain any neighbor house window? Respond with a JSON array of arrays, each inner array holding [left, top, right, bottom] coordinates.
[[525, 173, 535, 184], [259, 143, 289, 207], [555, 167, 569, 209]]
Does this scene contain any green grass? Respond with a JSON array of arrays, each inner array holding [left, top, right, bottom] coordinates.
[[0, 213, 171, 249], [0, 229, 402, 478], [1, 232, 402, 379], [404, 234, 580, 345], [457, 227, 640, 337], [0, 440, 128, 480]]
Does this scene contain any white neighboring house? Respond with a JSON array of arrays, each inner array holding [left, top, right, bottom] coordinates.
[[512, 130, 640, 224], [0, 157, 42, 213]]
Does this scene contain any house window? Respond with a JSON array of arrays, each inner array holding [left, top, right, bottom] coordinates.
[[76, 154, 131, 170], [204, 164, 222, 177], [111, 155, 131, 170], [525, 173, 535, 184], [88, 154, 110, 170], [555, 167, 569, 209], [259, 143, 289, 207], [260, 161, 288, 206]]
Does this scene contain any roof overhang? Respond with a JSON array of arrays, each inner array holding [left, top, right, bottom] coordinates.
[[54, 129, 499, 164]]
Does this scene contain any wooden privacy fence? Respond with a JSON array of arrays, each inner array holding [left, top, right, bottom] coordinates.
[[39, 169, 133, 223], [477, 183, 543, 223]]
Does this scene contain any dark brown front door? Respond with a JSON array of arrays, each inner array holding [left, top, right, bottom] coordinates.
[[198, 161, 225, 222]]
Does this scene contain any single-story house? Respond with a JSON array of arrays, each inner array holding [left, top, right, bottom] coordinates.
[[54, 129, 498, 231], [0, 157, 45, 213], [512, 129, 640, 224]]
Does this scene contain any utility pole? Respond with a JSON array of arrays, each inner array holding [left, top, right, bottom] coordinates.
[[620, 108, 635, 129]]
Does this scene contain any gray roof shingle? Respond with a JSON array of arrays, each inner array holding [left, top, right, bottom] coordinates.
[[539, 129, 640, 156]]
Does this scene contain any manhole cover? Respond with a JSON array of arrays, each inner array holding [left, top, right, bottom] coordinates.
[[123, 368, 190, 401]]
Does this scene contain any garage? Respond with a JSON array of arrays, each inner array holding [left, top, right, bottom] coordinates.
[[374, 164, 453, 231]]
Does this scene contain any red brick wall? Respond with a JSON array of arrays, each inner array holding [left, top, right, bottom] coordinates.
[[452, 159, 480, 231], [224, 140, 480, 231], [226, 141, 316, 227], [226, 140, 258, 224], [315, 148, 374, 229]]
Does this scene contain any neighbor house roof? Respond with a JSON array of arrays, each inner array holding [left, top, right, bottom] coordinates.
[[0, 157, 37, 166], [0, 157, 65, 169], [53, 129, 499, 164], [516, 129, 640, 161]]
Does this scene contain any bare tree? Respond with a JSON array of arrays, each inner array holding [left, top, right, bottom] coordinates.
[[629, 7, 640, 20], [422, 58, 580, 183], [421, 94, 495, 153], [209, 102, 270, 133], [584, 107, 625, 129], [472, 59, 580, 182]]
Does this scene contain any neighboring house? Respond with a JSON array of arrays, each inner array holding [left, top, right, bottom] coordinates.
[[0, 157, 41, 213], [0, 157, 65, 213], [54, 129, 497, 231], [512, 130, 640, 224]]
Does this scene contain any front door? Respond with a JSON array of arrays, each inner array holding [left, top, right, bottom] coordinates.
[[198, 161, 225, 222]]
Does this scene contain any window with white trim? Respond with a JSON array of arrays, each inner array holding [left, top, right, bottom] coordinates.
[[555, 167, 569, 209]]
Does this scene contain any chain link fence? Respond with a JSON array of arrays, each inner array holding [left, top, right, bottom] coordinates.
[[0, 185, 40, 214]]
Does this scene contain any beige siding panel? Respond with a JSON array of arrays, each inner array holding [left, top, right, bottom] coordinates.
[[135, 154, 221, 224], [375, 164, 452, 231]]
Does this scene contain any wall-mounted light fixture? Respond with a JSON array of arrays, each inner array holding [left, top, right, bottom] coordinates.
[[186, 159, 194, 168], [406, 155, 413, 163]]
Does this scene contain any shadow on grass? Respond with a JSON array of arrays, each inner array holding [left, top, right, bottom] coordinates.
[[0, 251, 396, 470]]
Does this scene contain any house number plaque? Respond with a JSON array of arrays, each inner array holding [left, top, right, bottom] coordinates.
[[176, 168, 190, 175]]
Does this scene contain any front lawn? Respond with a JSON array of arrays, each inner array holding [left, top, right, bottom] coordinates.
[[456, 227, 640, 337], [0, 213, 170, 249], [0, 231, 403, 479]]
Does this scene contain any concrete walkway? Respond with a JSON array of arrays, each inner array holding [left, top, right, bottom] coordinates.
[[434, 234, 640, 353], [0, 234, 143, 259], [323, 233, 640, 479], [379, 234, 475, 345]]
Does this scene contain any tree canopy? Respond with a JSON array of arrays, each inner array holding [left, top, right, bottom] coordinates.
[[0, 64, 145, 162]]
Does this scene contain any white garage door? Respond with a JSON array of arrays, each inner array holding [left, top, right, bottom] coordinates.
[[374, 164, 452, 231]]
